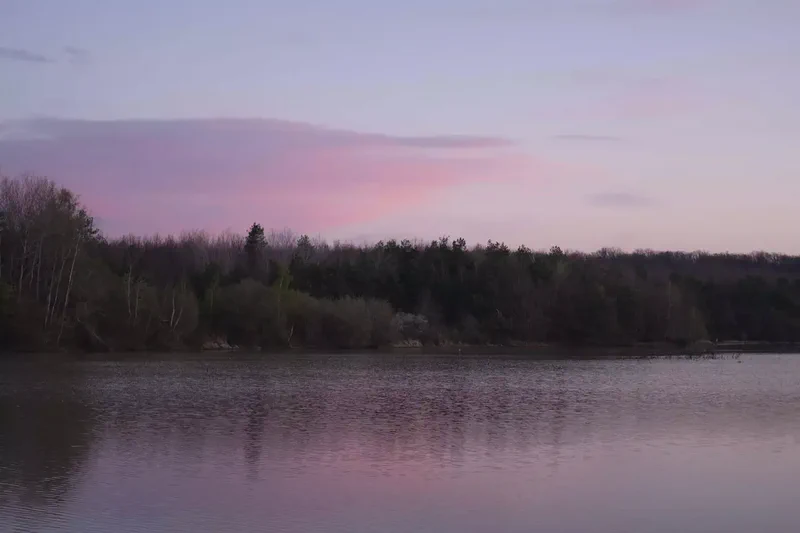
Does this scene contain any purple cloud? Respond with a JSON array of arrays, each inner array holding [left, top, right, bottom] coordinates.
[[63, 46, 91, 65], [0, 46, 53, 64], [0, 118, 534, 236]]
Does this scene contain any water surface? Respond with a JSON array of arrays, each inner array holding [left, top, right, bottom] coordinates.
[[2, 353, 800, 532]]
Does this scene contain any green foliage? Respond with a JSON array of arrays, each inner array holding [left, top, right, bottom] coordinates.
[[212, 279, 286, 348], [206, 281, 396, 350], [316, 297, 396, 349], [4, 174, 800, 353]]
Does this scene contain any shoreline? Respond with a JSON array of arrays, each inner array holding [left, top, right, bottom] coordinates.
[[4, 340, 800, 360]]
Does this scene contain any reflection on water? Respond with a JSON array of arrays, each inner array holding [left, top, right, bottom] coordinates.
[[1, 354, 800, 532], [0, 363, 97, 533]]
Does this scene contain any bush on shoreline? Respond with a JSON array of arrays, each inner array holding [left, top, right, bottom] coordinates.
[[2, 174, 800, 352]]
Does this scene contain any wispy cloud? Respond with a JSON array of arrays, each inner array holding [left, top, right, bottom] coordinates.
[[605, 0, 710, 15], [0, 45, 91, 66], [63, 46, 91, 65], [553, 134, 623, 142], [0, 46, 53, 64], [586, 192, 659, 208], [0, 118, 535, 236]]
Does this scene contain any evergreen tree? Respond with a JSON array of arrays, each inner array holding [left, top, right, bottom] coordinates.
[[244, 223, 266, 275]]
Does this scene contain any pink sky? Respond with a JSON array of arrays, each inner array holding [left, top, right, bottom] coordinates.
[[0, 118, 539, 237], [2, 0, 800, 251]]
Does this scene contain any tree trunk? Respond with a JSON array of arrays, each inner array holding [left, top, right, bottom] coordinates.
[[34, 237, 44, 301], [49, 252, 67, 326], [44, 258, 59, 329], [56, 239, 80, 346], [169, 289, 176, 330], [76, 313, 110, 351], [126, 267, 133, 323], [28, 239, 40, 289], [134, 281, 141, 323], [174, 300, 184, 332], [17, 238, 27, 300]]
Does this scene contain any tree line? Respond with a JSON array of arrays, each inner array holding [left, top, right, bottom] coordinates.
[[2, 174, 800, 352]]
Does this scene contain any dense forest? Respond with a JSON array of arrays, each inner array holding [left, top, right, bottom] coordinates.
[[2, 174, 800, 352]]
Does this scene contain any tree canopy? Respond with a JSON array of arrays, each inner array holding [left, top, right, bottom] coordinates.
[[2, 174, 800, 352]]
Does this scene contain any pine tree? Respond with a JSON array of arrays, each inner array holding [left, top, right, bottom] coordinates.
[[244, 223, 266, 275]]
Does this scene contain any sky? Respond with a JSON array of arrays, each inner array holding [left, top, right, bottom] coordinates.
[[1, 0, 799, 252]]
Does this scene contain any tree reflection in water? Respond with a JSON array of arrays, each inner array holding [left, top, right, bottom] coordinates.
[[0, 361, 97, 529]]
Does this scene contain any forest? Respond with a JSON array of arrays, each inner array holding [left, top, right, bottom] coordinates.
[[2, 174, 800, 352]]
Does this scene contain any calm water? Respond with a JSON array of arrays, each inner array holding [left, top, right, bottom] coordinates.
[[1, 353, 800, 533]]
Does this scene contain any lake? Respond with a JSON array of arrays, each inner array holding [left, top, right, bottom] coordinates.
[[1, 353, 800, 532]]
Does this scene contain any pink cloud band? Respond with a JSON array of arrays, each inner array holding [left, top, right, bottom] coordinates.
[[0, 118, 534, 236]]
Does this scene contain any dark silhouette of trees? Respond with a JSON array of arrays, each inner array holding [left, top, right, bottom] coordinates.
[[244, 222, 266, 276], [3, 173, 800, 352]]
